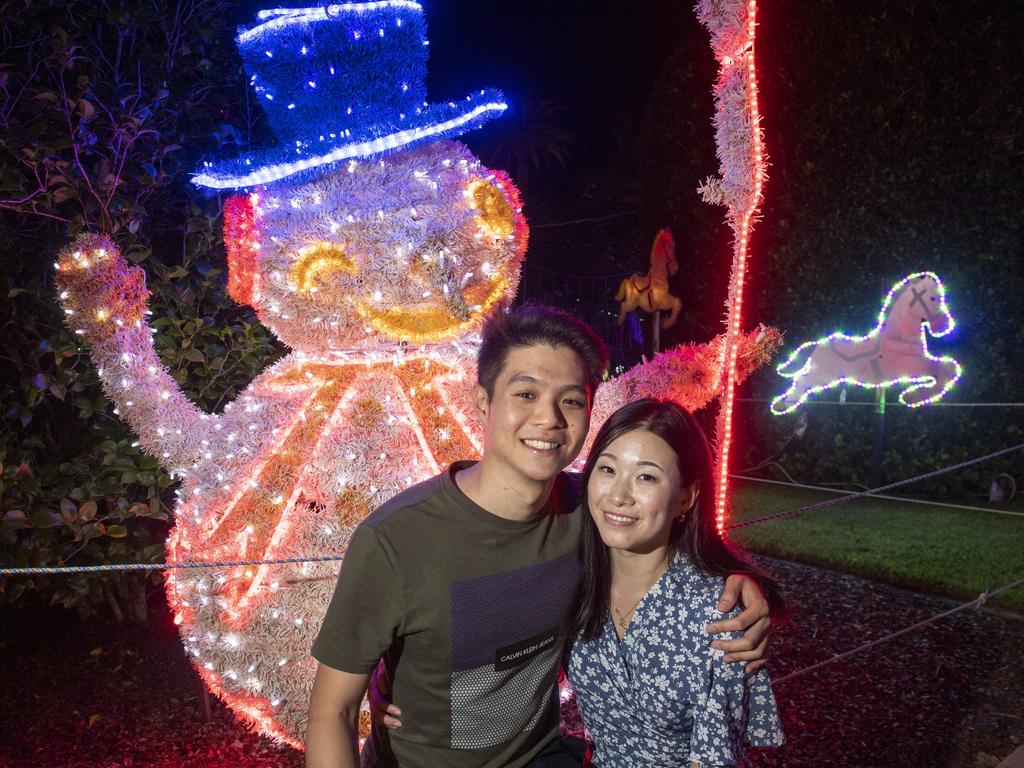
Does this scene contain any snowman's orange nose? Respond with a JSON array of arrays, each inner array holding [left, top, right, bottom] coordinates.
[[224, 193, 263, 308], [289, 242, 359, 293]]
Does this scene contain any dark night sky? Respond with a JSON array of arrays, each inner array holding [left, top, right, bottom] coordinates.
[[426, 1, 691, 141], [234, 0, 699, 197], [427, 0, 708, 214], [230, 1, 693, 112]]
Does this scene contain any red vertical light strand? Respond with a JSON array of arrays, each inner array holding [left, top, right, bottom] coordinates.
[[715, 0, 765, 534]]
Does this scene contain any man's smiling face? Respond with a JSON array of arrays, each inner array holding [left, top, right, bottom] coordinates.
[[475, 343, 592, 486]]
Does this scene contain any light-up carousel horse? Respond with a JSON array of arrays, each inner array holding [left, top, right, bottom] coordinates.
[[615, 227, 683, 328], [771, 272, 961, 415]]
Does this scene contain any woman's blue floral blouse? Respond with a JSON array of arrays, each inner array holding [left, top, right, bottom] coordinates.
[[567, 554, 784, 767]]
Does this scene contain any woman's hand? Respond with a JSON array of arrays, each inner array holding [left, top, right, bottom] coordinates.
[[706, 574, 772, 674], [368, 659, 403, 729]]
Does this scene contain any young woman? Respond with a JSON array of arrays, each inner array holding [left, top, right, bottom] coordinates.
[[568, 398, 784, 767]]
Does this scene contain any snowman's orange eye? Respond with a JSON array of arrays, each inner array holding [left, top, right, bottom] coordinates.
[[466, 177, 516, 239], [289, 242, 358, 293]]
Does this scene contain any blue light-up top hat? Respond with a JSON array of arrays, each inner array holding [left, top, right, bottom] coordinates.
[[192, 2, 507, 189]]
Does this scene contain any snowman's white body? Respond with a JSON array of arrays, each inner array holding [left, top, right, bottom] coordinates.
[[58, 141, 529, 744]]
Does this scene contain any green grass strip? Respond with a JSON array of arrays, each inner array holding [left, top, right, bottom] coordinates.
[[730, 480, 1024, 614]]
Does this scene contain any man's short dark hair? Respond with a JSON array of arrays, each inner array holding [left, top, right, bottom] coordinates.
[[477, 304, 609, 402]]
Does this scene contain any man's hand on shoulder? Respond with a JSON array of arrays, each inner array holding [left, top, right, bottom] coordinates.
[[706, 574, 772, 674]]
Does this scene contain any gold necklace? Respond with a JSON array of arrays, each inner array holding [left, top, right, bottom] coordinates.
[[611, 594, 645, 630], [611, 558, 670, 631]]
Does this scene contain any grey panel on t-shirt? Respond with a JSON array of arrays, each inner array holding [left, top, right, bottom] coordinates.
[[449, 553, 578, 748], [451, 644, 558, 748]]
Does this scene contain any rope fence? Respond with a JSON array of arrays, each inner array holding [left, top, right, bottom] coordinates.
[[735, 397, 1024, 408], [0, 554, 344, 577], [773, 575, 1024, 685], [727, 441, 1024, 530], [731, 474, 1024, 518], [1, 441, 1020, 576], [2, 441, 1022, 687]]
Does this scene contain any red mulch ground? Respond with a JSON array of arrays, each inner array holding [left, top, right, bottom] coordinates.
[[1, 557, 1022, 768]]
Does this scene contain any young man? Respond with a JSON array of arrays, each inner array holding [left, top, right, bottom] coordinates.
[[306, 306, 773, 768]]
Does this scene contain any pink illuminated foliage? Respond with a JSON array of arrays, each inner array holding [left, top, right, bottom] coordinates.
[[695, 0, 768, 532]]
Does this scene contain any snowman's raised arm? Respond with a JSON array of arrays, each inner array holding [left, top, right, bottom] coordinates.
[[55, 234, 215, 475], [574, 326, 782, 470]]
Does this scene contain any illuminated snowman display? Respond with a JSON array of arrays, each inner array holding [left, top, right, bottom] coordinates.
[[55, 2, 778, 747]]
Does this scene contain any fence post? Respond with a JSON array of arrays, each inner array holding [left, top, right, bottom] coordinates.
[[194, 669, 213, 722], [871, 387, 887, 487]]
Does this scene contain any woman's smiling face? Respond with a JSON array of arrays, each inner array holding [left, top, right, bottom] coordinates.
[[587, 428, 696, 555]]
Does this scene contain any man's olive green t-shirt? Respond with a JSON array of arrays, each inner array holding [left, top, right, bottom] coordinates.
[[312, 462, 582, 768]]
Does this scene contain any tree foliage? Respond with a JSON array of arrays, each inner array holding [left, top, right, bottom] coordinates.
[[0, 0, 281, 619], [734, 0, 1024, 494]]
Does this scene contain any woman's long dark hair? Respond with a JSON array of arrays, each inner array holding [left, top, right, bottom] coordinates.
[[571, 398, 785, 642]]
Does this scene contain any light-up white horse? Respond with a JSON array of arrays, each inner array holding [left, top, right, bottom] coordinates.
[[771, 272, 962, 415]]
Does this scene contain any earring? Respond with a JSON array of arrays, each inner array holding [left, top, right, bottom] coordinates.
[[678, 495, 699, 521]]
